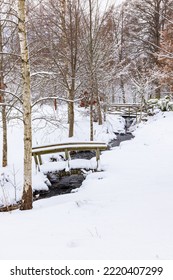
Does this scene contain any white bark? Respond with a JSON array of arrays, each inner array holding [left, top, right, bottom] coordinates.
[[0, 22, 7, 167], [18, 0, 32, 210]]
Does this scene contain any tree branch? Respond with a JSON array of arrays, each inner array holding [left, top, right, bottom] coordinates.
[[0, 89, 23, 104], [32, 96, 83, 108]]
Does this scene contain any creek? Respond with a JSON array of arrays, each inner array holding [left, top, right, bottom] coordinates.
[[33, 123, 134, 201]]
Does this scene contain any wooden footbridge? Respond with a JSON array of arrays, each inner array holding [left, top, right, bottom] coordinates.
[[32, 141, 108, 171], [108, 103, 144, 118]]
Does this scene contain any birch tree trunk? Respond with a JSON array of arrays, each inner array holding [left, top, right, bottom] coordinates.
[[18, 0, 32, 210], [2, 105, 7, 167], [0, 23, 7, 167]]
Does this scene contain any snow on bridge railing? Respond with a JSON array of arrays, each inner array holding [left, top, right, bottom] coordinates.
[[109, 103, 141, 107]]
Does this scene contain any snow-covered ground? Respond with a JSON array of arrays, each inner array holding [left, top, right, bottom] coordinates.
[[0, 107, 173, 260]]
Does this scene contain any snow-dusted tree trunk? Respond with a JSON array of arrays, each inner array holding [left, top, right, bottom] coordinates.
[[18, 0, 32, 210], [68, 90, 74, 138], [89, 0, 94, 141], [62, 0, 79, 138], [2, 105, 7, 167], [0, 22, 7, 167]]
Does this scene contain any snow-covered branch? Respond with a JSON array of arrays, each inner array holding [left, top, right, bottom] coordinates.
[[0, 52, 21, 58], [32, 96, 83, 108], [30, 71, 57, 77]]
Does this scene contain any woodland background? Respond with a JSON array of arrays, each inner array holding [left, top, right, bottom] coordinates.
[[1, 0, 173, 132]]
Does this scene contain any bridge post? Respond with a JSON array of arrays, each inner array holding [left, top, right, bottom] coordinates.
[[34, 154, 38, 166], [65, 149, 70, 160], [65, 149, 70, 171], [33, 154, 41, 172], [96, 148, 101, 170], [38, 154, 42, 165], [136, 108, 138, 123]]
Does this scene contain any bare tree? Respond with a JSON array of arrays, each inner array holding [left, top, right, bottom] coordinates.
[[126, 0, 173, 99], [27, 0, 81, 137], [80, 0, 114, 139], [0, 0, 20, 167], [157, 2, 173, 96]]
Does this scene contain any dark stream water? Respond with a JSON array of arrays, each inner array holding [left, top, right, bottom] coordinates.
[[33, 128, 134, 200], [109, 132, 134, 148]]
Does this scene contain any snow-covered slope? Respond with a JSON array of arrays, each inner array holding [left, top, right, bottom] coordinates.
[[0, 111, 173, 259]]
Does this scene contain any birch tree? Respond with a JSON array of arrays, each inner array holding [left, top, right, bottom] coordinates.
[[0, 21, 7, 167], [18, 0, 32, 210]]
